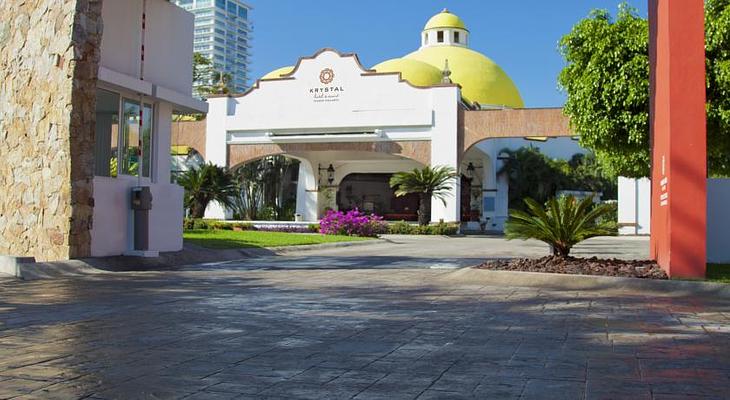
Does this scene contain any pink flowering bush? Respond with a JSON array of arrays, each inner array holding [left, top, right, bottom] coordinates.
[[319, 209, 387, 237]]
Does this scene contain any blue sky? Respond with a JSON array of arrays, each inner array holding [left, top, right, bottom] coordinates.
[[245, 0, 648, 108]]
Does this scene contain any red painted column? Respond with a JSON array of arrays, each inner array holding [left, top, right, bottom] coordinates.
[[649, 0, 707, 278]]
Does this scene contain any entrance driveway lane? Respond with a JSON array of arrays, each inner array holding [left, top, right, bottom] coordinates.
[[1, 236, 727, 399], [187, 235, 651, 272]]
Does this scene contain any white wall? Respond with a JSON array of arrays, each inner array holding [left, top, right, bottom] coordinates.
[[100, 0, 194, 95], [91, 177, 184, 257], [707, 179, 730, 263], [618, 177, 651, 235]]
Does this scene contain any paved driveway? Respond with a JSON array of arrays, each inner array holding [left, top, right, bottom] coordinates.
[[1, 236, 728, 400], [190, 235, 651, 272]]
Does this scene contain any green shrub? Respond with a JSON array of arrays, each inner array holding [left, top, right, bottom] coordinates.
[[307, 223, 320, 233], [428, 221, 459, 235], [505, 195, 616, 257], [186, 218, 211, 230], [388, 220, 415, 234], [386, 220, 459, 235], [232, 222, 255, 231]]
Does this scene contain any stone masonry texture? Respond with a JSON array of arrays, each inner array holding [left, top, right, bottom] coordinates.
[[0, 0, 102, 260]]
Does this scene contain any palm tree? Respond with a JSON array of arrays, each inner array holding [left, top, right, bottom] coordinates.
[[176, 163, 236, 218], [505, 195, 616, 257], [389, 165, 457, 226]]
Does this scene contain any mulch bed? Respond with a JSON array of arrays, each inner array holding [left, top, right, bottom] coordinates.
[[475, 256, 668, 279]]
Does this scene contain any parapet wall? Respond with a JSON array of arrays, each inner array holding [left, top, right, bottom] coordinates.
[[0, 0, 102, 260]]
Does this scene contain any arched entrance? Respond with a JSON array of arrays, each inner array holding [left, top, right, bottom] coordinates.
[[338, 173, 419, 221], [227, 155, 301, 221]]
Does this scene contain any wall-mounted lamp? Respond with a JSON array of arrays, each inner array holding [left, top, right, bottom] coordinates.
[[466, 162, 475, 180], [319, 163, 335, 186]]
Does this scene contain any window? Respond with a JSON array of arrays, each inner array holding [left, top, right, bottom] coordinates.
[[437, 31, 444, 43], [227, 1, 236, 14], [454, 31, 460, 43], [215, 0, 225, 8], [94, 89, 120, 177], [120, 99, 153, 178], [238, 7, 247, 19]]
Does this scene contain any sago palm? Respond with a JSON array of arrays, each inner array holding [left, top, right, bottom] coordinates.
[[505, 195, 616, 257], [389, 165, 457, 226], [176, 163, 236, 218]]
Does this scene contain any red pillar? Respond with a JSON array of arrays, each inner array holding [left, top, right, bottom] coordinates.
[[649, 0, 707, 278]]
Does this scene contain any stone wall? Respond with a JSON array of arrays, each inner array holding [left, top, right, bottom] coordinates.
[[172, 120, 207, 158], [0, 0, 102, 260]]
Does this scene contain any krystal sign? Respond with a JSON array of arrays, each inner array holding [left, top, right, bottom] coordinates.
[[309, 68, 345, 103]]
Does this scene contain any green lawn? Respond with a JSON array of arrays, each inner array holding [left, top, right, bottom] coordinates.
[[707, 264, 730, 283], [183, 229, 373, 249]]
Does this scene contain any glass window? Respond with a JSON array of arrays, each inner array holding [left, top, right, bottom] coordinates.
[[215, 0, 225, 8], [94, 89, 120, 177], [454, 31, 460, 43], [238, 7, 247, 19], [437, 31, 444, 43], [120, 99, 153, 178], [227, 2, 236, 14]]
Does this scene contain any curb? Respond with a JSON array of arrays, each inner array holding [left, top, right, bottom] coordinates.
[[249, 238, 386, 256], [0, 256, 36, 278], [439, 268, 730, 297]]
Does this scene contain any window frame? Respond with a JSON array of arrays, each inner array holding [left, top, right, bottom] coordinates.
[[94, 85, 156, 181]]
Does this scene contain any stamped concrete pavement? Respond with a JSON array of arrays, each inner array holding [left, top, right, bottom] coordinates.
[[1, 236, 729, 400]]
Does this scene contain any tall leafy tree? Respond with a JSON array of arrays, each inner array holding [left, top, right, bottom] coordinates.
[[706, 0, 730, 176], [192, 52, 234, 97], [389, 166, 457, 226], [558, 1, 730, 178]]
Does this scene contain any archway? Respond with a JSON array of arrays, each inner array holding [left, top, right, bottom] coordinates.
[[337, 173, 420, 221], [227, 155, 302, 221]]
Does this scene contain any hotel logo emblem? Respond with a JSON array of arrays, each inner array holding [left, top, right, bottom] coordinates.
[[319, 68, 335, 85]]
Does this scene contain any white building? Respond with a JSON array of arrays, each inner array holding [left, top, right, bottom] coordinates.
[[91, 0, 207, 256], [202, 9, 578, 230]]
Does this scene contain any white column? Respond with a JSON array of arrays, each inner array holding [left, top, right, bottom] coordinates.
[[429, 87, 461, 223], [153, 102, 172, 184], [481, 155, 498, 230], [296, 159, 318, 222], [204, 96, 230, 167], [494, 157, 510, 232], [618, 177, 651, 235], [204, 96, 232, 219]]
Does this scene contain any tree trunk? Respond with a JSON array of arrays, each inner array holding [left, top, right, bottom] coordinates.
[[191, 200, 207, 219], [417, 193, 431, 226], [551, 244, 571, 258]]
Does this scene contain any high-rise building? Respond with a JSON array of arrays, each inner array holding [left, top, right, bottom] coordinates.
[[174, 0, 252, 94]]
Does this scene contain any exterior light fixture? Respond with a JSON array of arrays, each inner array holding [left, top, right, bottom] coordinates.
[[497, 151, 510, 161], [466, 162, 475, 179], [327, 164, 335, 185], [319, 163, 336, 187]]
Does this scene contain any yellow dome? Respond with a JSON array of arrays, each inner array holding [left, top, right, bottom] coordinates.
[[371, 58, 442, 87], [424, 9, 467, 31], [405, 46, 524, 108], [261, 66, 294, 80]]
